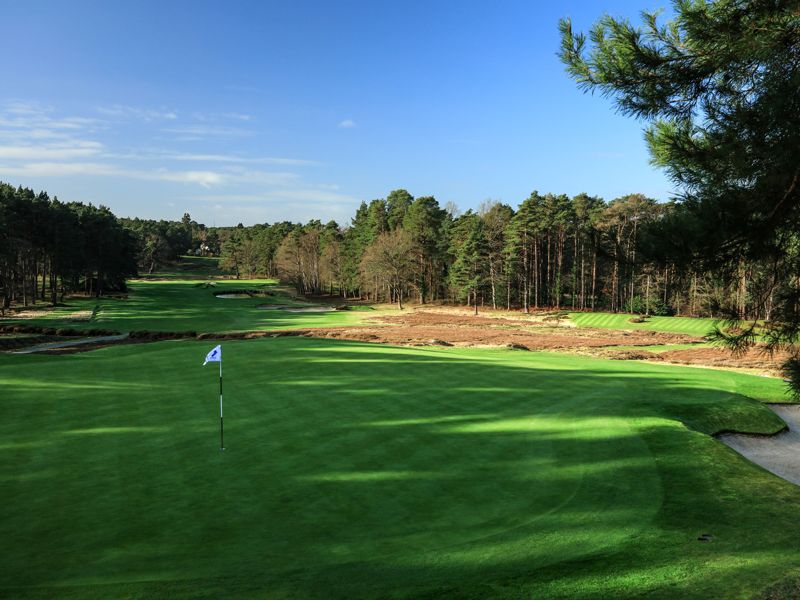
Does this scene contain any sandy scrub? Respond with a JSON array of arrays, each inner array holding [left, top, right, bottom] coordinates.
[[0, 308, 93, 321], [308, 310, 701, 350]]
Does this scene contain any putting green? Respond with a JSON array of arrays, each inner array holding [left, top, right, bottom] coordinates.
[[2, 338, 799, 598]]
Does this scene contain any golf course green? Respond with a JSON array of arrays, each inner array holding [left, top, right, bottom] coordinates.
[[6, 279, 376, 333], [568, 311, 722, 336], [3, 335, 800, 598]]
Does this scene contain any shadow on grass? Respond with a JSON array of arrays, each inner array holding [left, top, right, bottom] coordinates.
[[2, 338, 799, 599]]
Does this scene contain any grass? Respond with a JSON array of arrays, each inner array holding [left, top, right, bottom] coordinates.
[[1, 279, 380, 333], [569, 312, 723, 336], [2, 337, 799, 598], [139, 255, 227, 279]]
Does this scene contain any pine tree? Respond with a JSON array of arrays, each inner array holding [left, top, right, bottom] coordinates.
[[560, 1, 800, 392]]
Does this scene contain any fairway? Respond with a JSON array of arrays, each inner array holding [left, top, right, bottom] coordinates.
[[6, 279, 376, 333], [3, 338, 799, 598], [569, 312, 722, 336]]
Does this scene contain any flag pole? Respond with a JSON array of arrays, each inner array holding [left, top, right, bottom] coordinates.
[[219, 359, 225, 451]]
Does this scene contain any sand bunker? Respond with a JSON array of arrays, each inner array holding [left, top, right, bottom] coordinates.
[[719, 404, 800, 485], [215, 293, 252, 299]]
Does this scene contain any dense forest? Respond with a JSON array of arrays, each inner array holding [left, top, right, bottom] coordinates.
[[0, 180, 779, 321], [0, 182, 137, 312]]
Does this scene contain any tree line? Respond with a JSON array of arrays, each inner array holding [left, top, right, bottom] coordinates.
[[205, 188, 773, 320], [0, 178, 785, 323], [0, 182, 137, 313], [0, 174, 789, 327]]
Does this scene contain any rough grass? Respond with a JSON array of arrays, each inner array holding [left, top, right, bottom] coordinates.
[[2, 338, 798, 598], [610, 343, 712, 353], [569, 312, 722, 336], [1, 279, 378, 333]]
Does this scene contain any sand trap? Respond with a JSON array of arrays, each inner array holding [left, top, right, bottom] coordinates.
[[719, 404, 800, 485], [215, 293, 252, 299]]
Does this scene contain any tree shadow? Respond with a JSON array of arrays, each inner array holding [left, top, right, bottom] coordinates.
[[2, 338, 799, 598]]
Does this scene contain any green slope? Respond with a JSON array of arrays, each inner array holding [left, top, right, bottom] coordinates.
[[2, 339, 798, 598]]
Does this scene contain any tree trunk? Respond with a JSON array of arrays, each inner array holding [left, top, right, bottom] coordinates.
[[591, 250, 597, 311], [489, 261, 497, 309]]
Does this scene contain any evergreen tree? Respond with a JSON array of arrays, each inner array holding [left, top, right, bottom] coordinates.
[[449, 211, 488, 314], [560, 0, 800, 392]]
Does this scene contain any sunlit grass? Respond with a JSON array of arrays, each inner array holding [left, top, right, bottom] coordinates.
[[2, 338, 799, 598], [2, 278, 383, 333], [569, 312, 722, 336]]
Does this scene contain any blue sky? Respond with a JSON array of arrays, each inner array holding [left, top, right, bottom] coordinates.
[[0, 0, 673, 226]]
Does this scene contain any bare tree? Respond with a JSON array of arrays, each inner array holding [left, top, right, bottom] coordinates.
[[360, 229, 415, 309]]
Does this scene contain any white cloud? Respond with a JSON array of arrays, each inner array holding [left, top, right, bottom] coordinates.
[[338, 119, 357, 129], [161, 125, 252, 138], [0, 161, 226, 188], [151, 169, 225, 187], [222, 112, 252, 121], [4, 101, 51, 116], [0, 141, 104, 160], [0, 161, 121, 178], [193, 187, 356, 204], [0, 101, 360, 222], [160, 152, 316, 166], [191, 111, 252, 122], [96, 104, 178, 121]]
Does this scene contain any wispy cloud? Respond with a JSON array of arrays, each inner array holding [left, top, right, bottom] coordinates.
[[161, 124, 253, 138], [96, 104, 178, 121], [191, 111, 252, 122], [0, 161, 226, 188], [222, 112, 252, 121], [193, 187, 356, 204], [0, 141, 104, 160], [338, 119, 357, 129], [170, 153, 313, 166], [0, 101, 103, 135], [110, 150, 317, 166], [0, 101, 358, 222]]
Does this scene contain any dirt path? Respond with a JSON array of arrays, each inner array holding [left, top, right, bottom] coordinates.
[[9, 334, 129, 354], [719, 404, 800, 486]]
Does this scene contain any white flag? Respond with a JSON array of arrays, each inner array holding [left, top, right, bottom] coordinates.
[[203, 345, 222, 365]]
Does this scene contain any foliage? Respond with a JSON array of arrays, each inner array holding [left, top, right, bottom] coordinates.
[[559, 0, 800, 392], [0, 182, 137, 309], [4, 170, 791, 330], [360, 229, 415, 308], [448, 210, 487, 310]]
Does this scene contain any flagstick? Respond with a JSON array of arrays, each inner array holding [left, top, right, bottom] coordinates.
[[219, 359, 225, 451]]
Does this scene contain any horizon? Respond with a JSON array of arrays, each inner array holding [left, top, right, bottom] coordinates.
[[0, 0, 672, 226]]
